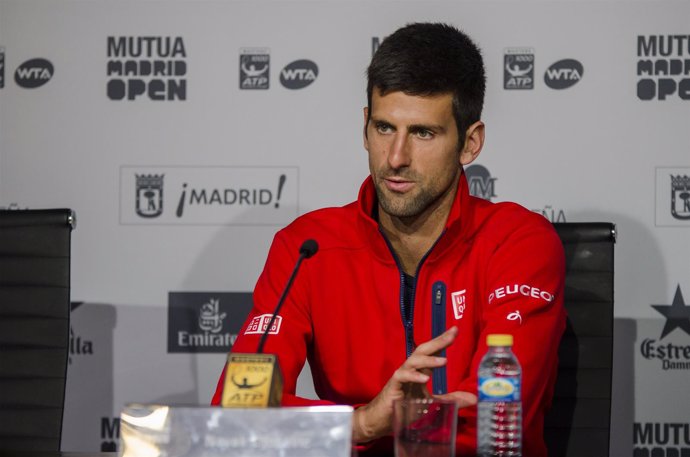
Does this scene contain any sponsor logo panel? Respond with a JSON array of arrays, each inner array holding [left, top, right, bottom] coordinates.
[[531, 205, 567, 223], [15, 58, 53, 88], [168, 292, 253, 353], [635, 286, 690, 454], [637, 34, 690, 101], [504, 47, 534, 90], [465, 164, 497, 202], [106, 36, 187, 101], [280, 59, 318, 89], [655, 167, 690, 226], [240, 48, 270, 90], [100, 416, 120, 452], [639, 285, 690, 371], [69, 302, 95, 364], [633, 422, 690, 456], [544, 59, 583, 89], [119, 166, 299, 225]]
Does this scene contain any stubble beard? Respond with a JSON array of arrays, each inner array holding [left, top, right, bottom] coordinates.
[[373, 169, 447, 219], [375, 185, 436, 218]]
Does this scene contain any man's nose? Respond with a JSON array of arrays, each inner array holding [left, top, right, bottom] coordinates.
[[387, 133, 411, 170]]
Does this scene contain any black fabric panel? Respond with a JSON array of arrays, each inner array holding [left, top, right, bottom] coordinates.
[[561, 241, 614, 273], [563, 303, 614, 337], [545, 428, 610, 457], [545, 398, 611, 429], [553, 367, 613, 398], [564, 271, 614, 303], [553, 222, 616, 244], [0, 437, 61, 452], [0, 288, 70, 318], [0, 318, 69, 347], [0, 348, 68, 378], [0, 226, 70, 257], [0, 257, 69, 288], [0, 209, 73, 452], [0, 409, 63, 438], [558, 335, 613, 368], [0, 379, 66, 408], [545, 223, 614, 457]]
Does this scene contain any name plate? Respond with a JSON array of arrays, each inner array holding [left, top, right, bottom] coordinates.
[[119, 404, 353, 457]]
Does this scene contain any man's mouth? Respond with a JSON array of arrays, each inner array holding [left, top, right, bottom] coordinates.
[[383, 177, 414, 193]]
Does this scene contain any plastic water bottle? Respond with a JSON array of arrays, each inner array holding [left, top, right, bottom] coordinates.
[[477, 334, 522, 456]]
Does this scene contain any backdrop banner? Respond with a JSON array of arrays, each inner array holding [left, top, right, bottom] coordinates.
[[1, 1, 689, 455]]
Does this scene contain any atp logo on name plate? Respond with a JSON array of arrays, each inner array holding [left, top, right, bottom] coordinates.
[[119, 166, 299, 226], [655, 167, 690, 226]]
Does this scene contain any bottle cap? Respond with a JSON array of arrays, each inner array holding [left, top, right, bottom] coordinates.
[[487, 334, 513, 346]]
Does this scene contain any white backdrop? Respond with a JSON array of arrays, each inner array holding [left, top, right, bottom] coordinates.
[[1, 1, 689, 455]]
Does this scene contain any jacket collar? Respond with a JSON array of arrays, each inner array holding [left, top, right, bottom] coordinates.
[[356, 171, 475, 264]]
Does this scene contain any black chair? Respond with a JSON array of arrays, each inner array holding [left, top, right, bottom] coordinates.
[[545, 222, 616, 457], [0, 209, 76, 451]]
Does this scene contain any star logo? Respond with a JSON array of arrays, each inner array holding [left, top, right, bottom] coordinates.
[[651, 285, 690, 339]]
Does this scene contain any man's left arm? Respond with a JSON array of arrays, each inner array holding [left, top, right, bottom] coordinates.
[[455, 215, 566, 451]]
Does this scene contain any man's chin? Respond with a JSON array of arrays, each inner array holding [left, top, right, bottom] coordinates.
[[379, 198, 421, 219]]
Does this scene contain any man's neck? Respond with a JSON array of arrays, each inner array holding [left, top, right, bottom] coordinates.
[[377, 182, 458, 276]]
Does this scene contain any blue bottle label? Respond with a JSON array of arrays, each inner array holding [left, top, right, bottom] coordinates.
[[478, 376, 521, 402]]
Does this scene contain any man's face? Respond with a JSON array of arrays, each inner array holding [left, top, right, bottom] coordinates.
[[364, 89, 463, 220]]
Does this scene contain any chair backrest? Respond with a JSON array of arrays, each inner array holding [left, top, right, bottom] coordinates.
[[544, 222, 615, 457], [0, 209, 75, 451]]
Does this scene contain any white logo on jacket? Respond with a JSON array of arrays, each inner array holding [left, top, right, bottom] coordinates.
[[488, 284, 555, 304], [507, 310, 523, 324], [244, 314, 282, 335], [451, 290, 466, 320]]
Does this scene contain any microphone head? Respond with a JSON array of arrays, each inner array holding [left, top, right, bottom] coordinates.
[[299, 239, 319, 258]]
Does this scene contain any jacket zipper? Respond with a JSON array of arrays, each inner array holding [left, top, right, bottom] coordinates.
[[378, 228, 447, 359], [432, 281, 448, 395]]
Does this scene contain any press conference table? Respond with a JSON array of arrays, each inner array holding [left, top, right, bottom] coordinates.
[[0, 447, 471, 457]]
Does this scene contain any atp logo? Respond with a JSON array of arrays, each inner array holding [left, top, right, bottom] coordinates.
[[504, 47, 534, 90], [240, 48, 269, 90]]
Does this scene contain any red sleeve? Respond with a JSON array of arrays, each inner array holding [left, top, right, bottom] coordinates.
[[457, 215, 566, 457], [211, 230, 331, 407]]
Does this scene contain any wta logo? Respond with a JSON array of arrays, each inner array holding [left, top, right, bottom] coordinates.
[[280, 59, 318, 89]]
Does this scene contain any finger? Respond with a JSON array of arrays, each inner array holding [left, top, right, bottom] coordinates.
[[413, 326, 458, 356], [392, 366, 431, 384], [434, 391, 478, 408], [402, 354, 448, 371]]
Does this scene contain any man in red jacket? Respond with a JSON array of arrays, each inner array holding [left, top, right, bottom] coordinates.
[[213, 22, 565, 456]]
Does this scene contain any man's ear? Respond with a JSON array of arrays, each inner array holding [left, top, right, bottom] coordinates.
[[459, 121, 485, 166], [363, 107, 370, 150]]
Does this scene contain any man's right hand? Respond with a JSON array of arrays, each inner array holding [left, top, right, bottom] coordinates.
[[352, 326, 459, 443]]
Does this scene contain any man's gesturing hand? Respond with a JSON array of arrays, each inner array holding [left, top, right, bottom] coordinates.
[[352, 326, 459, 443]]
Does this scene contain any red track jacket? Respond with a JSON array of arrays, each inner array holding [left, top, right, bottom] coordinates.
[[213, 173, 566, 456]]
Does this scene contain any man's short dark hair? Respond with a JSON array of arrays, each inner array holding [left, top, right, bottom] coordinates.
[[367, 23, 486, 147]]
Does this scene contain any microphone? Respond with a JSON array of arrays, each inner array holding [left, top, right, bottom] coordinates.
[[257, 239, 318, 353], [221, 239, 319, 408]]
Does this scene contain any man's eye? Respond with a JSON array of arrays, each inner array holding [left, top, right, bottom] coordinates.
[[416, 129, 433, 139], [376, 123, 392, 134]]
